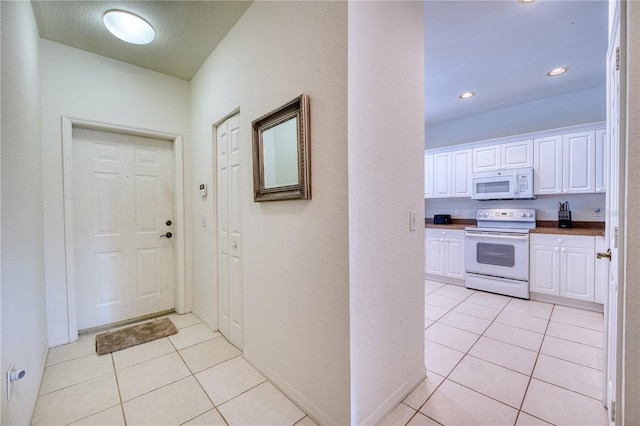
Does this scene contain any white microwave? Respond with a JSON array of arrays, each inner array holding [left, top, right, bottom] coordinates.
[[471, 168, 535, 200]]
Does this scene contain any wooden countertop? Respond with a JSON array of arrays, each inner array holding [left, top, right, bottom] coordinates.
[[425, 219, 474, 231], [425, 219, 605, 236], [425, 223, 469, 230], [531, 221, 605, 237]]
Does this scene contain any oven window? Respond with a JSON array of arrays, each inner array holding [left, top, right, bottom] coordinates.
[[476, 242, 515, 267], [476, 180, 510, 194]]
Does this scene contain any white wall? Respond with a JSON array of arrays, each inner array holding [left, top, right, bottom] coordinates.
[[1, 2, 48, 424], [348, 2, 426, 424], [426, 87, 606, 148], [189, 2, 349, 423], [39, 40, 191, 346]]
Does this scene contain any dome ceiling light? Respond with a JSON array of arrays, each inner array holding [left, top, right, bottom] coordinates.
[[103, 10, 155, 45], [547, 67, 569, 77], [459, 91, 476, 99]]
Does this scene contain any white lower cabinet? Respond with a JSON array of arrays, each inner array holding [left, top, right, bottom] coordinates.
[[530, 234, 596, 302], [425, 229, 465, 280]]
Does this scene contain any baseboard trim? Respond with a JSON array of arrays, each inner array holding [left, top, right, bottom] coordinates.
[[359, 367, 426, 425], [242, 349, 341, 425]]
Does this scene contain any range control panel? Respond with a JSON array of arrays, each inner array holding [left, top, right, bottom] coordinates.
[[476, 208, 536, 222]]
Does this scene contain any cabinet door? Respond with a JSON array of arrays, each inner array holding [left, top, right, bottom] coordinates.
[[595, 129, 607, 193], [425, 237, 444, 276], [534, 135, 563, 194], [472, 145, 500, 172], [445, 237, 465, 279], [560, 247, 595, 301], [451, 149, 472, 197], [424, 154, 434, 198], [501, 140, 533, 169], [530, 244, 560, 296], [433, 152, 451, 198], [563, 131, 596, 194]]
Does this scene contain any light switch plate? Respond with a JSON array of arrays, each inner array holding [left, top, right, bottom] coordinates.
[[410, 211, 417, 232]]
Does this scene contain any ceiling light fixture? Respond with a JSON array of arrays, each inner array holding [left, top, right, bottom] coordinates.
[[547, 67, 569, 77], [459, 92, 475, 99], [103, 10, 155, 45], [518, 0, 536, 4]]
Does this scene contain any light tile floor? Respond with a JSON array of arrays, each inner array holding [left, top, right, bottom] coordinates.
[[32, 281, 610, 426], [31, 313, 315, 426], [381, 280, 609, 426]]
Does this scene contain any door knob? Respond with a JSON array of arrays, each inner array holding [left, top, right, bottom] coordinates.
[[166, 220, 172, 226], [597, 248, 611, 261], [160, 232, 173, 239]]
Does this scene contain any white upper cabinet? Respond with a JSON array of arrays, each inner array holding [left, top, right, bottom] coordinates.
[[534, 135, 563, 194], [433, 152, 451, 197], [426, 149, 471, 199], [472, 139, 532, 172], [424, 154, 433, 198], [534, 130, 598, 195], [425, 123, 605, 198], [451, 149, 472, 197], [502, 140, 534, 169], [472, 145, 500, 172], [563, 131, 596, 194]]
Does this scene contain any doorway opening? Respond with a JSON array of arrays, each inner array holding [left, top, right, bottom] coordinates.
[[62, 117, 188, 342]]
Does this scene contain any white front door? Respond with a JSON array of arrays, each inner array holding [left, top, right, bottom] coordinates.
[[217, 114, 243, 349], [605, 1, 623, 424], [73, 127, 175, 330]]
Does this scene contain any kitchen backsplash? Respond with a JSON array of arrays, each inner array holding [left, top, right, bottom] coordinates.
[[425, 193, 605, 222]]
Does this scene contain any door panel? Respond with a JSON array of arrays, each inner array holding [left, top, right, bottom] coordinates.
[[217, 114, 243, 349], [605, 3, 622, 423], [73, 128, 175, 330]]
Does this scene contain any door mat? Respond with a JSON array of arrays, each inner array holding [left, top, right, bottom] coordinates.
[[95, 318, 178, 355]]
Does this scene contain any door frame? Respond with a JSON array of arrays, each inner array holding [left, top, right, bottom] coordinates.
[[61, 116, 188, 342]]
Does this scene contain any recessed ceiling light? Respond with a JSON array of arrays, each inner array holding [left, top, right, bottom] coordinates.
[[547, 67, 569, 77], [459, 92, 475, 99], [103, 10, 155, 45], [519, 0, 536, 4]]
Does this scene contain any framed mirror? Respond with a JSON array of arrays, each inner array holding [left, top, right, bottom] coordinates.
[[252, 94, 310, 202]]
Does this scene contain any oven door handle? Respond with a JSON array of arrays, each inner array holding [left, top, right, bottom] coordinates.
[[465, 232, 529, 241]]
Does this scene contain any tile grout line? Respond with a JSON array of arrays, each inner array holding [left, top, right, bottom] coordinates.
[[513, 302, 555, 425], [169, 328, 232, 426], [110, 351, 128, 426]]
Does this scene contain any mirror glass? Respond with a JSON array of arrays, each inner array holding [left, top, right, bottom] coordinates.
[[262, 117, 299, 188]]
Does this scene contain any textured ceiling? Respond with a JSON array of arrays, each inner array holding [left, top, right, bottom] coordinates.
[[31, 1, 252, 81]]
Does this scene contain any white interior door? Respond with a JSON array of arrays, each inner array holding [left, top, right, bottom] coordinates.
[[73, 128, 175, 330], [217, 114, 243, 349], [604, 2, 622, 424]]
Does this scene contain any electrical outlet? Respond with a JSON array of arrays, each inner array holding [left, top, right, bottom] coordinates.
[[593, 208, 602, 218]]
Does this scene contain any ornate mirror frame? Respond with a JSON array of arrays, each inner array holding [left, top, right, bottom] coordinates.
[[252, 94, 310, 202]]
